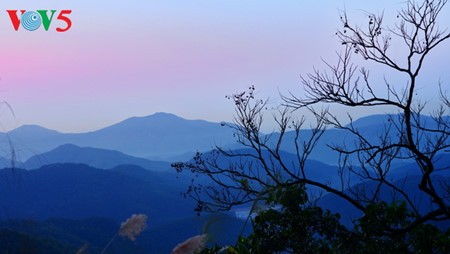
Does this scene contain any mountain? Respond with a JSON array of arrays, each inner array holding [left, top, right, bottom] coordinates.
[[1, 112, 235, 161], [4, 113, 445, 165], [0, 218, 136, 254], [0, 214, 248, 254], [69, 112, 235, 159], [0, 228, 77, 254], [0, 125, 66, 163], [197, 150, 450, 224], [260, 114, 449, 166], [0, 163, 193, 224], [0, 163, 246, 253], [188, 148, 362, 192], [0, 156, 22, 169], [8, 124, 62, 138], [318, 167, 450, 227], [24, 144, 171, 171]]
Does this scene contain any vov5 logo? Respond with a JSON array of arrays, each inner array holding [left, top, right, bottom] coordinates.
[[7, 10, 72, 32]]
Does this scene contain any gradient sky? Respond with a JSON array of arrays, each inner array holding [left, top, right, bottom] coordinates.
[[0, 1, 449, 132]]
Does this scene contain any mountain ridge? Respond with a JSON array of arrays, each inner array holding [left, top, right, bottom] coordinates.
[[2, 113, 448, 165], [0, 112, 236, 161], [24, 144, 171, 171]]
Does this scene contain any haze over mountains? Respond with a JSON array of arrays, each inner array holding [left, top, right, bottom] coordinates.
[[0, 112, 441, 166], [0, 112, 235, 162], [0, 112, 448, 252], [23, 144, 172, 171]]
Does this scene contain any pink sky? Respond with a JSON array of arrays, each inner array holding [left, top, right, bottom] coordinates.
[[0, 1, 449, 132]]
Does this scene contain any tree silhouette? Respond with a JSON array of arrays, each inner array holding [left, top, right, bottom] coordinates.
[[174, 0, 450, 251]]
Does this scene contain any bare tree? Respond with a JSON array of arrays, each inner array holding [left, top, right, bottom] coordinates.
[[285, 0, 450, 230], [174, 0, 450, 236]]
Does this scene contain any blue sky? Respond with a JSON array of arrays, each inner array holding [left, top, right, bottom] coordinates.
[[0, 1, 449, 132]]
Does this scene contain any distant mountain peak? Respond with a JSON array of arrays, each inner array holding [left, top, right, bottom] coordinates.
[[114, 112, 186, 125], [13, 124, 52, 131], [8, 124, 61, 135], [53, 143, 81, 150], [347, 114, 391, 128], [151, 112, 182, 118]]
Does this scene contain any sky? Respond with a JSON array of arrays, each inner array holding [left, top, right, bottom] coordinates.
[[0, 1, 449, 133]]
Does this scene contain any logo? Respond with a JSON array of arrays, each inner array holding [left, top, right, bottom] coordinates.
[[7, 10, 72, 32]]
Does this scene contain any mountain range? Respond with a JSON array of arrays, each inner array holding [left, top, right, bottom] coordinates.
[[0, 112, 448, 252], [2, 112, 444, 166], [0, 112, 235, 162], [23, 144, 172, 171], [0, 163, 192, 223], [0, 163, 247, 253]]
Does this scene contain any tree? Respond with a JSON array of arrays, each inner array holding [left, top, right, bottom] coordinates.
[[174, 0, 450, 252]]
